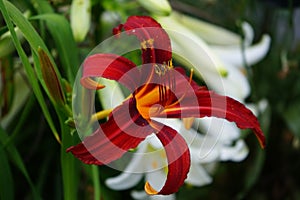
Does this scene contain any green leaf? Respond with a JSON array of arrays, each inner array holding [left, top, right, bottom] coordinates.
[[0, 0, 61, 142], [0, 141, 14, 200], [282, 101, 300, 139], [31, 0, 54, 13], [31, 13, 80, 84], [0, 126, 41, 200]]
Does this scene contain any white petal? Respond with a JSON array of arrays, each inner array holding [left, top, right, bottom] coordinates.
[[202, 62, 250, 100], [149, 194, 176, 200], [105, 142, 147, 190], [170, 12, 241, 45], [179, 124, 221, 163], [220, 140, 249, 162], [137, 0, 172, 16], [105, 172, 143, 190], [131, 190, 175, 200], [156, 15, 228, 76], [97, 79, 125, 109], [211, 35, 271, 68], [140, 136, 168, 172], [152, 118, 198, 147], [242, 22, 254, 46], [131, 191, 149, 200], [147, 133, 163, 149], [195, 117, 241, 143], [193, 140, 222, 163], [145, 169, 167, 192], [186, 163, 213, 186], [154, 118, 220, 163]]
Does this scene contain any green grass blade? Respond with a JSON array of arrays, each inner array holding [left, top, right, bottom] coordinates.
[[0, 0, 61, 142], [0, 141, 14, 200], [32, 0, 54, 13], [0, 127, 41, 200], [32, 14, 80, 84], [2, 1, 62, 81]]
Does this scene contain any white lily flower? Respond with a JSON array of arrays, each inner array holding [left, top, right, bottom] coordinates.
[[156, 12, 271, 100], [70, 0, 91, 42], [168, 11, 242, 46], [96, 11, 269, 198], [104, 117, 250, 199], [211, 34, 271, 69], [106, 135, 175, 200], [175, 12, 271, 68], [156, 14, 228, 77]]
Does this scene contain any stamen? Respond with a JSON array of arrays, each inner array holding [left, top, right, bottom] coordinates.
[[154, 64, 162, 76], [91, 109, 112, 122], [164, 68, 194, 109], [189, 68, 194, 84], [155, 60, 174, 104]]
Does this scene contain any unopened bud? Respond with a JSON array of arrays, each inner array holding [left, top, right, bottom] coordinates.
[[70, 0, 91, 42], [38, 48, 65, 105], [137, 0, 172, 16]]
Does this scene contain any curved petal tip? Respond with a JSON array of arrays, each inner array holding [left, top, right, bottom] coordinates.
[[144, 181, 159, 195]]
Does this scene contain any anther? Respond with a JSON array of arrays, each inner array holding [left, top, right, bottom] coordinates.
[[141, 38, 155, 49]]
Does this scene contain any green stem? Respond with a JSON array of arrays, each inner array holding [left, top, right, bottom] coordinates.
[[92, 165, 101, 200], [58, 111, 79, 200]]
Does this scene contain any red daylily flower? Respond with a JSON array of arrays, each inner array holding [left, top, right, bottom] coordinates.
[[67, 16, 266, 195]]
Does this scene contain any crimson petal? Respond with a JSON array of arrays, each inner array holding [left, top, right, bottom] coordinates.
[[162, 90, 266, 148], [114, 16, 172, 65], [67, 98, 154, 165], [81, 53, 140, 91], [145, 121, 190, 195]]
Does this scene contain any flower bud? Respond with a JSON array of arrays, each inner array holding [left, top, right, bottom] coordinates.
[[38, 48, 65, 105], [70, 0, 91, 42], [137, 0, 172, 16]]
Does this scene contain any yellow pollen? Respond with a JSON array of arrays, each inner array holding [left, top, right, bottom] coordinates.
[[167, 59, 173, 69], [141, 38, 155, 49], [141, 40, 147, 49]]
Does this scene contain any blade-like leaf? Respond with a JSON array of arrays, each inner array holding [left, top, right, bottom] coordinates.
[[0, 127, 41, 200], [0, 141, 14, 200], [0, 0, 60, 142], [32, 13, 80, 84]]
